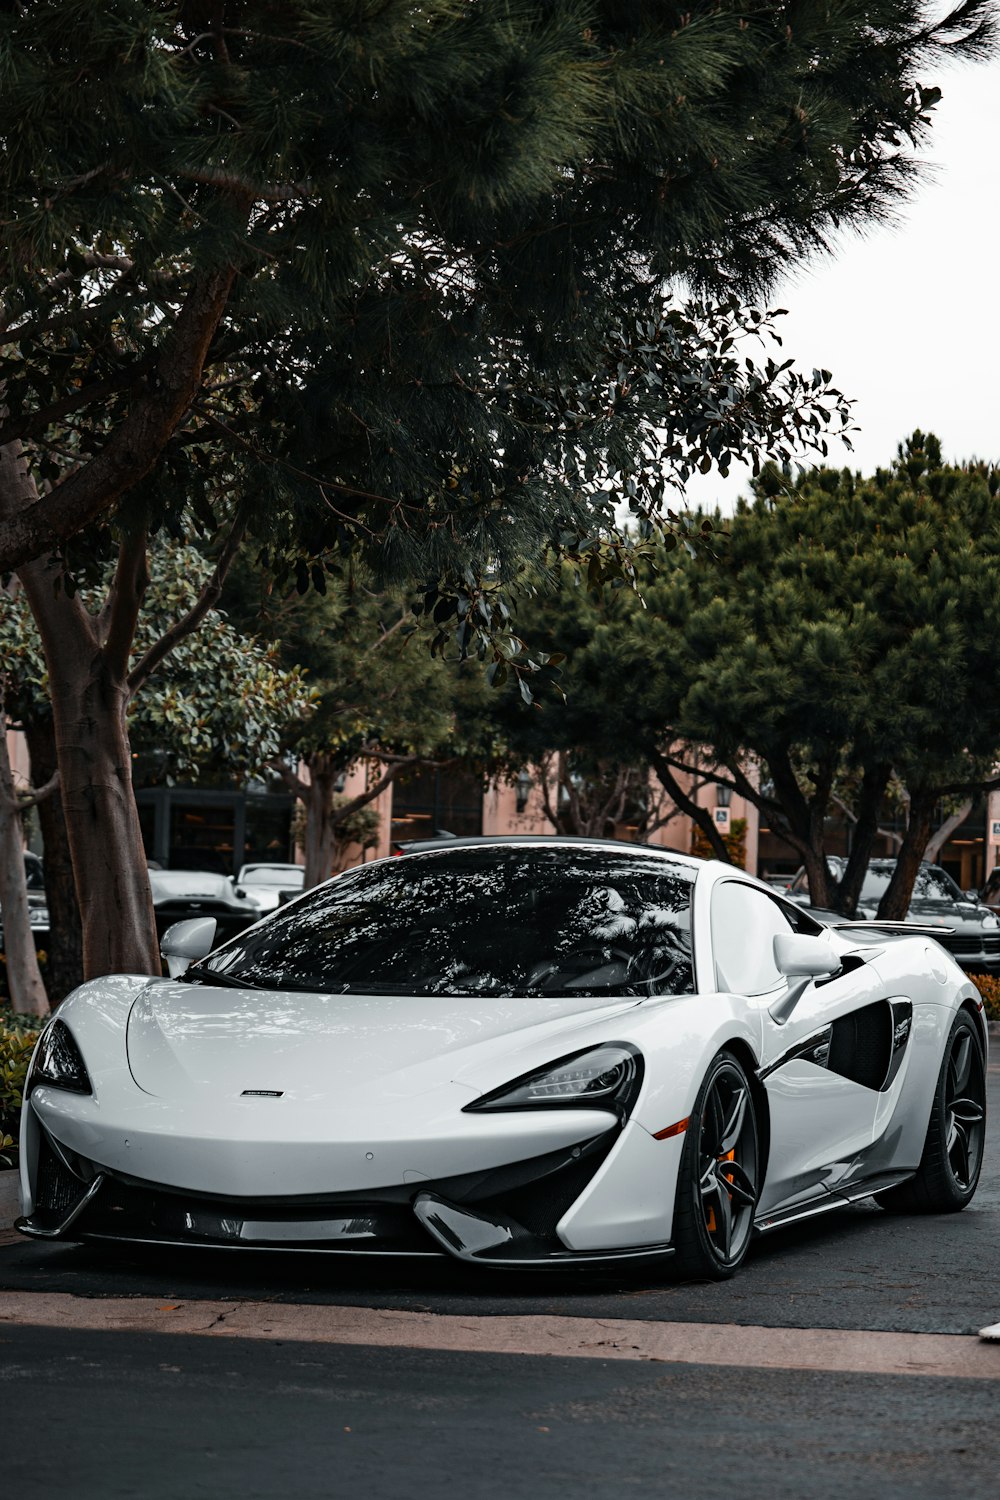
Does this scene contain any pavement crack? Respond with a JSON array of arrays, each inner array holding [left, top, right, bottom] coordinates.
[[199, 1304, 239, 1332]]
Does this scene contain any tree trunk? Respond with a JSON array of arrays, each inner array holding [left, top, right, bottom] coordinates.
[[301, 753, 340, 889], [0, 441, 155, 977], [24, 716, 83, 1001], [832, 763, 891, 917], [0, 726, 49, 1016], [18, 568, 158, 977], [924, 799, 974, 864], [876, 787, 937, 920], [648, 749, 735, 863], [48, 664, 158, 975]]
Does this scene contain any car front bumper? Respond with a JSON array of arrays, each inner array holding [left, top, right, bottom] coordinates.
[[16, 1121, 675, 1268]]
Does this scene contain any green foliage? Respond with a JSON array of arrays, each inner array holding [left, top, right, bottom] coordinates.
[[226, 561, 497, 773], [692, 817, 747, 868], [0, 541, 316, 784], [1, 0, 990, 615], [0, 1007, 40, 1170], [970, 976, 1000, 1023], [501, 434, 1000, 908]]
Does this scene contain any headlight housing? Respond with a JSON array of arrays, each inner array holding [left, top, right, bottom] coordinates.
[[27, 1020, 92, 1096], [464, 1043, 642, 1116]]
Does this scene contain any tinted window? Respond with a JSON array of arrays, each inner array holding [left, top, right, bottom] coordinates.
[[241, 866, 304, 887], [712, 882, 800, 994], [860, 864, 962, 905], [192, 846, 695, 998]]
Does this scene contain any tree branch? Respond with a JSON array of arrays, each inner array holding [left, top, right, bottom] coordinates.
[[648, 747, 734, 863], [100, 526, 150, 682], [13, 767, 60, 811], [0, 259, 243, 573], [266, 756, 309, 800], [127, 511, 248, 695], [0, 365, 151, 449]]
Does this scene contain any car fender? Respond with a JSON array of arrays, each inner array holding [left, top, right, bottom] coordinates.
[[625, 992, 763, 1142]]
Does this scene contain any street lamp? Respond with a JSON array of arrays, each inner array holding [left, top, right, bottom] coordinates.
[[515, 768, 533, 814], [716, 783, 733, 808]]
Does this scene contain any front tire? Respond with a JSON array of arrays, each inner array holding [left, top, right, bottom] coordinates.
[[879, 1010, 986, 1214], [672, 1050, 759, 1280]]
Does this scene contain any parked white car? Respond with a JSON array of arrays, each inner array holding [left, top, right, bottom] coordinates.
[[17, 839, 988, 1281], [234, 862, 306, 913]]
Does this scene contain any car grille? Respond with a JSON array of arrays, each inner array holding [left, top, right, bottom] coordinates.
[[154, 899, 240, 917], [48, 1131, 617, 1255], [76, 1178, 433, 1253], [33, 1135, 91, 1228]]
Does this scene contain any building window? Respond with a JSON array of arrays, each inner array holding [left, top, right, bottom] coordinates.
[[390, 768, 483, 844]]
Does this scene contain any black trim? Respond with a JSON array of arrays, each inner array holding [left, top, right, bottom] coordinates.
[[463, 1043, 643, 1119], [760, 999, 913, 1094], [759, 1026, 833, 1082], [20, 1127, 620, 1258]]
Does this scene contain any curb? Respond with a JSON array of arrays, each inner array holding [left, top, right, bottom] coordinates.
[[0, 1171, 21, 1232]]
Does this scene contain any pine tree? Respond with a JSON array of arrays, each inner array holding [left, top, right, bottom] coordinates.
[[1, 1, 994, 977], [577, 435, 1000, 916], [0, 0, 993, 576]]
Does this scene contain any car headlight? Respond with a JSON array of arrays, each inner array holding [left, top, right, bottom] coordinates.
[[463, 1043, 642, 1115], [27, 1020, 92, 1096], [983, 915, 999, 931]]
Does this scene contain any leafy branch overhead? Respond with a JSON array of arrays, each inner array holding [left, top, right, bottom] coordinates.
[[0, 544, 315, 783], [1, 0, 992, 601]]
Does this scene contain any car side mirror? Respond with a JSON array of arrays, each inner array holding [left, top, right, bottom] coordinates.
[[769, 933, 839, 1024], [160, 916, 218, 978]]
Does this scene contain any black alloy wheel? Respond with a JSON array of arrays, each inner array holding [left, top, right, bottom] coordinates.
[[672, 1050, 759, 1280], [879, 1010, 986, 1215]]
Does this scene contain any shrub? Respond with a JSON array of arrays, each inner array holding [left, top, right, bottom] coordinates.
[[691, 817, 747, 869], [0, 1006, 41, 1170], [969, 974, 1000, 1024]]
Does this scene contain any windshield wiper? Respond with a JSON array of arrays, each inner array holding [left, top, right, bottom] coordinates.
[[184, 966, 270, 990]]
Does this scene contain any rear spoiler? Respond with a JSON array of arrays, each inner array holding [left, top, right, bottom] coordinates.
[[831, 920, 955, 936]]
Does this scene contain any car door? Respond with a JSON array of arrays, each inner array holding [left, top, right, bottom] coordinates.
[[710, 880, 889, 1217]]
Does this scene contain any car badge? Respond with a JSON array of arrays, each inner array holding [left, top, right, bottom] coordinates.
[[241, 1090, 284, 1097]]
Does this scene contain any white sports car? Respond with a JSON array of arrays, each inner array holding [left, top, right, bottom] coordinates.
[[17, 839, 988, 1279]]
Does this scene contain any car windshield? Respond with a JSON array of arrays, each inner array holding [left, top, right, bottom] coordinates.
[[240, 867, 304, 887], [191, 846, 696, 998], [860, 865, 963, 905]]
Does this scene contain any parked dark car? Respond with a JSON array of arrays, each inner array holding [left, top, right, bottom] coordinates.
[[0, 851, 49, 952], [788, 857, 1000, 975]]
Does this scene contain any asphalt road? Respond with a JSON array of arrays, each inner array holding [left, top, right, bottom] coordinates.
[[3, 1061, 1000, 1498]]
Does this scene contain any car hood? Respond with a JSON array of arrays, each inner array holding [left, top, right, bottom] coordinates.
[[125, 980, 639, 1103], [148, 871, 252, 909], [858, 899, 993, 932]]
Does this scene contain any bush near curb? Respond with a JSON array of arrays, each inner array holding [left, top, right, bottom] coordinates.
[[0, 1006, 41, 1171], [969, 974, 1000, 1024]]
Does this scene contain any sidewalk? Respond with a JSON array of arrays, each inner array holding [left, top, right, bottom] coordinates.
[[0, 1171, 20, 1231]]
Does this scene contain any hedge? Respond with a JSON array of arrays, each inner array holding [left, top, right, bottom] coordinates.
[[0, 1007, 40, 1170]]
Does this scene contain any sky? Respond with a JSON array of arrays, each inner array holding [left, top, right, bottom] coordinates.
[[682, 58, 1000, 515]]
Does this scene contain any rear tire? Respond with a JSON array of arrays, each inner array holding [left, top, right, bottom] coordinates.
[[672, 1050, 759, 1280], [879, 1011, 985, 1214]]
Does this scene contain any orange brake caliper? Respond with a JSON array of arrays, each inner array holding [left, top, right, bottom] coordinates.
[[705, 1150, 736, 1234]]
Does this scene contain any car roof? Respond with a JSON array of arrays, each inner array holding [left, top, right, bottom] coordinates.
[[238, 863, 302, 875], [390, 834, 702, 870]]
